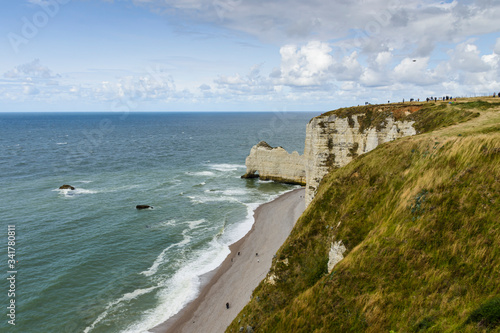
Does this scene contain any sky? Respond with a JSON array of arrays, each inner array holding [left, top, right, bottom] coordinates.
[[0, 0, 499, 112]]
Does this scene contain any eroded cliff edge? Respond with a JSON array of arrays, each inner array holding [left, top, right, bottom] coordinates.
[[243, 104, 422, 205]]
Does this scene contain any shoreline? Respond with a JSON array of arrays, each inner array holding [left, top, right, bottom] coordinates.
[[152, 187, 305, 333]]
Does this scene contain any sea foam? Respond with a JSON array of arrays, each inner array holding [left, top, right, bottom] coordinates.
[[83, 285, 158, 333], [121, 200, 261, 332], [209, 163, 246, 172], [185, 170, 216, 177], [53, 187, 99, 197], [122, 238, 231, 333]]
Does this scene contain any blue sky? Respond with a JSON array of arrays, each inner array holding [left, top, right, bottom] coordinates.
[[1, 0, 499, 111]]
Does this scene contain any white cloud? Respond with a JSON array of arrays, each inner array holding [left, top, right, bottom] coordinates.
[[332, 52, 363, 81], [94, 73, 177, 102], [360, 68, 388, 88], [0, 60, 187, 107], [4, 59, 58, 80], [394, 57, 440, 86], [4, 1, 500, 110], [0, 59, 63, 102], [482, 54, 499, 70], [449, 42, 491, 73], [214, 64, 274, 95], [131, 0, 500, 54], [216, 73, 245, 86], [69, 86, 80, 94], [23, 85, 40, 95], [207, 36, 500, 104], [494, 38, 500, 55], [374, 51, 393, 68], [273, 41, 334, 87], [123, 0, 500, 107]]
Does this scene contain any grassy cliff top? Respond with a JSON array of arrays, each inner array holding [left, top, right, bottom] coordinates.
[[228, 97, 500, 333], [315, 98, 500, 134]]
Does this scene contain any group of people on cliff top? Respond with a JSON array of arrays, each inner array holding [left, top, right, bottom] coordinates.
[[425, 96, 454, 102], [399, 96, 455, 103], [401, 94, 500, 103], [373, 93, 498, 107]]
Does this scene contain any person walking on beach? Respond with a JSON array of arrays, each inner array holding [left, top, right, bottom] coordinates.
[[226, 302, 230, 309]]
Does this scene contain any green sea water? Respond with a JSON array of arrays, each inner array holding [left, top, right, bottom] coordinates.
[[0, 111, 315, 332]]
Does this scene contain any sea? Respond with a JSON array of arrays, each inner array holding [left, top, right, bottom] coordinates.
[[0, 111, 315, 333]]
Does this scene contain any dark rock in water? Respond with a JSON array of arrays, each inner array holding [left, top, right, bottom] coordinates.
[[241, 173, 259, 179], [136, 205, 153, 210], [59, 185, 75, 190]]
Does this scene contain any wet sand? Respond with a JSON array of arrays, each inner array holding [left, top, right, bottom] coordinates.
[[153, 187, 305, 333]]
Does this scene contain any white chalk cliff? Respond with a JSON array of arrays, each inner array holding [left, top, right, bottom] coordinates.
[[303, 113, 416, 205], [328, 240, 347, 273], [242, 141, 306, 185], [243, 108, 417, 206]]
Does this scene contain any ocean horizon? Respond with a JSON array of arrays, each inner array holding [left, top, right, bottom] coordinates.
[[0, 111, 315, 332]]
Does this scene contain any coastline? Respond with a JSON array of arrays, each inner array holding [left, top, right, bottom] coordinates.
[[152, 187, 306, 333]]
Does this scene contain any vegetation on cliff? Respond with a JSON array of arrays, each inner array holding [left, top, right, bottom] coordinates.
[[319, 99, 489, 135], [227, 98, 500, 332]]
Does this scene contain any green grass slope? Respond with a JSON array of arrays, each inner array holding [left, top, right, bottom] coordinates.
[[228, 98, 500, 333]]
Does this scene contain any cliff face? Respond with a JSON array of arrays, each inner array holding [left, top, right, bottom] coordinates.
[[242, 141, 306, 185], [243, 107, 417, 205], [228, 99, 499, 333], [304, 114, 416, 205]]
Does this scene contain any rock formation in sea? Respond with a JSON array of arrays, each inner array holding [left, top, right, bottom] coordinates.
[[136, 205, 153, 210], [59, 185, 75, 190], [242, 106, 418, 206], [241, 141, 306, 185]]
